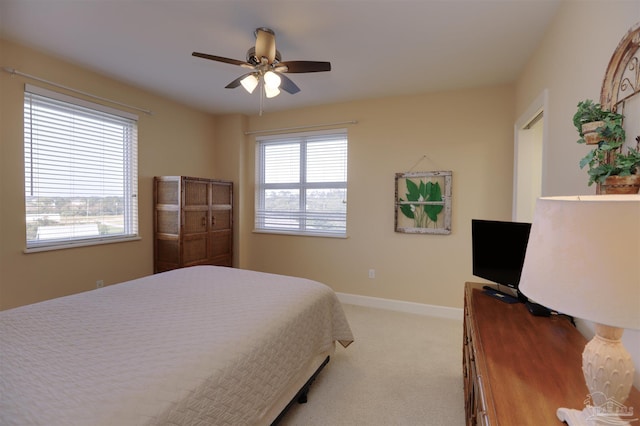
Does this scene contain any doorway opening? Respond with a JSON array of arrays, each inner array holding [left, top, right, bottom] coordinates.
[[513, 90, 547, 223]]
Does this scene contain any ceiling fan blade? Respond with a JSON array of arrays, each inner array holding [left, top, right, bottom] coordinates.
[[277, 61, 331, 73], [225, 72, 256, 89], [255, 28, 276, 64], [192, 52, 254, 69], [278, 73, 301, 94]]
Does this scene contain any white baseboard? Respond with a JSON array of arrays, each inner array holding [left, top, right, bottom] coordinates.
[[336, 292, 463, 321]]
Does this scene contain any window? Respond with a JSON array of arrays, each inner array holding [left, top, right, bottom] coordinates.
[[24, 84, 138, 251], [255, 129, 348, 237]]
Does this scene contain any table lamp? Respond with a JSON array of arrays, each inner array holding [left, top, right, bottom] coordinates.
[[519, 194, 640, 426]]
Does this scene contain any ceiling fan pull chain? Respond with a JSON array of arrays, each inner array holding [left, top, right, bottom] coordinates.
[[259, 80, 264, 116]]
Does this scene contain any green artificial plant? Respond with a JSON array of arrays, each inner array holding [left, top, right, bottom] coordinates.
[[398, 179, 443, 228], [574, 100, 640, 186], [573, 99, 625, 145]]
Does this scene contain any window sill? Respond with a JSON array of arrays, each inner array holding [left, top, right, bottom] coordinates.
[[252, 229, 347, 239], [24, 236, 141, 253]]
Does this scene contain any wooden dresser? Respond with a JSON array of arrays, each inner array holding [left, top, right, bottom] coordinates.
[[154, 176, 233, 272], [463, 282, 640, 425]]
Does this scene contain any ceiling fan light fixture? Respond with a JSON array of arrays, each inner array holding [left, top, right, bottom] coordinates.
[[263, 71, 281, 89], [264, 85, 281, 98], [240, 74, 259, 93], [192, 27, 332, 107]]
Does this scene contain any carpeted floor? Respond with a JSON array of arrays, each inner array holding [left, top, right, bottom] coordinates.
[[279, 303, 465, 426]]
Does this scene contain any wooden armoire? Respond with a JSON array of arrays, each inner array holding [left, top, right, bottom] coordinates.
[[153, 176, 233, 273]]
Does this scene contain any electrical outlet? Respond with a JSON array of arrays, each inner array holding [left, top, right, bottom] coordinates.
[[368, 269, 375, 279], [96, 280, 104, 289]]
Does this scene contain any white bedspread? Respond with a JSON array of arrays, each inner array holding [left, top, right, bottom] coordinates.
[[0, 266, 353, 425]]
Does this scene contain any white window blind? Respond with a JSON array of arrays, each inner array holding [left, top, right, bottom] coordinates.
[[255, 129, 348, 237], [24, 84, 138, 251]]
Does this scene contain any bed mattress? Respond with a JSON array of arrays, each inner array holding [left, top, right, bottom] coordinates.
[[0, 266, 353, 425]]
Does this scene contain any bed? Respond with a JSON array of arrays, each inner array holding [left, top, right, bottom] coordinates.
[[0, 265, 354, 425]]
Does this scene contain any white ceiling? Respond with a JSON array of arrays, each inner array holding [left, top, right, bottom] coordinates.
[[0, 0, 561, 115]]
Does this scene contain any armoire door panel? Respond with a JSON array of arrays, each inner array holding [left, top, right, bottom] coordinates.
[[154, 176, 233, 273]]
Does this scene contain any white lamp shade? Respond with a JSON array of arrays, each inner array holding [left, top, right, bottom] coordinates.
[[263, 71, 281, 89], [264, 85, 280, 98], [519, 194, 640, 330], [240, 74, 259, 94]]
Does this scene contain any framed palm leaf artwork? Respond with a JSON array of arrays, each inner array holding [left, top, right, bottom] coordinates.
[[395, 171, 452, 234]]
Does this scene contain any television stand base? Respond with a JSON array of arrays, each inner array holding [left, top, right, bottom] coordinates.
[[482, 286, 519, 304]]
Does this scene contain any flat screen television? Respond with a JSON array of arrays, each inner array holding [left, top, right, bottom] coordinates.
[[471, 219, 532, 294]]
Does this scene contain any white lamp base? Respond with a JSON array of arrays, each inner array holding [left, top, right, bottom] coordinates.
[[557, 325, 638, 426], [557, 407, 634, 425]]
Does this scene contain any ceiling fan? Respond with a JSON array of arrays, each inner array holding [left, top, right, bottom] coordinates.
[[192, 27, 331, 100]]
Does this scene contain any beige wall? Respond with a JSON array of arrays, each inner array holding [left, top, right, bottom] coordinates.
[[212, 114, 248, 268], [0, 37, 518, 312], [0, 39, 219, 310], [514, 1, 640, 388], [516, 1, 640, 196], [216, 85, 516, 310]]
